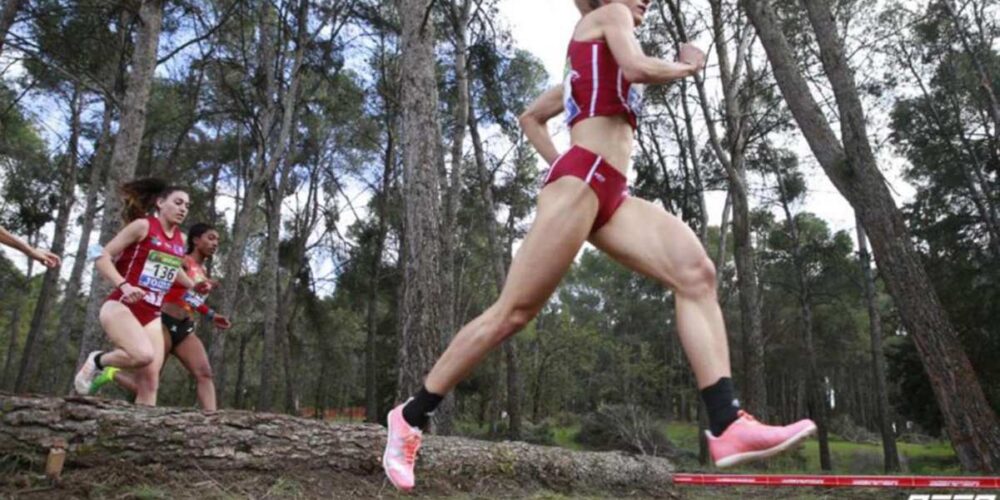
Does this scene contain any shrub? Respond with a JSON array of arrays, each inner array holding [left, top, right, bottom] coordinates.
[[575, 404, 675, 458]]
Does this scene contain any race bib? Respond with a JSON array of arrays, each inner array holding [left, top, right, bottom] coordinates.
[[183, 289, 206, 308], [139, 250, 182, 307], [563, 63, 581, 124], [627, 84, 645, 117]]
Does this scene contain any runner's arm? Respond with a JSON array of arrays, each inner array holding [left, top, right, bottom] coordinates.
[[519, 85, 564, 165], [0, 225, 61, 268], [95, 219, 148, 289], [599, 4, 701, 84]]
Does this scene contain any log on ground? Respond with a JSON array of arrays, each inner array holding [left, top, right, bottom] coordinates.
[[0, 393, 677, 496]]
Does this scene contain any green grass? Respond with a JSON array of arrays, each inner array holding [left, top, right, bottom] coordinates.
[[125, 485, 171, 499], [551, 424, 583, 451], [664, 421, 701, 451], [549, 419, 962, 476]]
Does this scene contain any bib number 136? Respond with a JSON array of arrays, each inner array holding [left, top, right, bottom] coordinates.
[[139, 251, 182, 306]]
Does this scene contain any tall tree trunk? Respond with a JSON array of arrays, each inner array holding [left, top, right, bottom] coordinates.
[[257, 186, 282, 412], [211, 0, 308, 404], [53, 94, 115, 392], [440, 0, 471, 348], [395, 0, 445, 410], [775, 170, 831, 470], [76, 0, 166, 370], [15, 87, 82, 393], [432, 0, 471, 436], [468, 100, 521, 438], [233, 329, 249, 410], [745, 0, 1000, 471], [366, 124, 394, 422], [857, 218, 901, 472], [2, 302, 23, 390], [0, 0, 24, 58], [3, 253, 35, 390]]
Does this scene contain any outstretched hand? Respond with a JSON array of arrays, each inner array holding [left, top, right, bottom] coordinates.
[[678, 43, 706, 73], [31, 248, 61, 268]]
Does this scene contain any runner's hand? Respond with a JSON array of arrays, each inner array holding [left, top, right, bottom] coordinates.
[[31, 248, 61, 268], [213, 314, 232, 330], [193, 280, 214, 294], [678, 43, 706, 72], [120, 283, 145, 304]]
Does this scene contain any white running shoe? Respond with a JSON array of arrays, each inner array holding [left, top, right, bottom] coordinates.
[[73, 351, 101, 395]]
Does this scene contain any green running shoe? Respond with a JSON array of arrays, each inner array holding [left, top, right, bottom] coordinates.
[[89, 366, 120, 395]]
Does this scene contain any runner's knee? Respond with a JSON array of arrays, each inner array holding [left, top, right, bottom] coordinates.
[[496, 305, 536, 341], [193, 363, 214, 382], [672, 254, 717, 299]]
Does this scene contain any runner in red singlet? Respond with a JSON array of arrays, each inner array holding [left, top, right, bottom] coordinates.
[[72, 178, 209, 406], [96, 223, 231, 411], [381, 0, 816, 490]]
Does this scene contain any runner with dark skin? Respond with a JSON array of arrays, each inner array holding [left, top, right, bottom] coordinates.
[[102, 223, 232, 411]]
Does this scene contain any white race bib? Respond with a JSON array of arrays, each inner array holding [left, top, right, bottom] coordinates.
[[138, 250, 182, 307]]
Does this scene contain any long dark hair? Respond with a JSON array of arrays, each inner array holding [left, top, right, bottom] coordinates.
[[119, 177, 185, 223], [186, 222, 216, 255]]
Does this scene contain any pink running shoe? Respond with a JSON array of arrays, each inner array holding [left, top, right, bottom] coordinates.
[[382, 401, 423, 491], [707, 410, 817, 468]]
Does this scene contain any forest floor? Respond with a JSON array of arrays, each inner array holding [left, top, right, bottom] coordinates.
[[0, 418, 977, 499], [0, 464, 931, 500]]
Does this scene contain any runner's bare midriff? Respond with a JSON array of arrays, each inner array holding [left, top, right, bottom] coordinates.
[[570, 114, 634, 175], [161, 301, 190, 320]]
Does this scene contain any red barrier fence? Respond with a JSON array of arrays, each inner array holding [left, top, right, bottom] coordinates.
[[673, 473, 1000, 489]]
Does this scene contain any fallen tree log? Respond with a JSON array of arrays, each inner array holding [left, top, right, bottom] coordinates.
[[0, 393, 677, 496]]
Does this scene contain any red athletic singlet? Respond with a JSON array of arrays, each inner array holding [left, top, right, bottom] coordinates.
[[106, 215, 186, 324], [563, 39, 643, 130], [163, 255, 208, 314]]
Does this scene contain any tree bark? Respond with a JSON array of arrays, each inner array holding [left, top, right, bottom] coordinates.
[[76, 0, 166, 370], [52, 93, 115, 393], [745, 0, 1000, 471], [395, 0, 445, 405], [15, 87, 82, 394], [434, 0, 473, 436], [856, 218, 901, 472], [257, 184, 283, 411], [0, 393, 678, 496]]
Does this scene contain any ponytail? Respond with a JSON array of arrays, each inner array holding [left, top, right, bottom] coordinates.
[[119, 177, 184, 223]]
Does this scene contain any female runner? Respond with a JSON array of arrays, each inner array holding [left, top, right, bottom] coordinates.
[[73, 178, 210, 406], [93, 223, 232, 410], [382, 0, 816, 490]]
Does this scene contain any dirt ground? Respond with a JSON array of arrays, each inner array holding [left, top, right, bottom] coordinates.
[[0, 462, 954, 499]]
